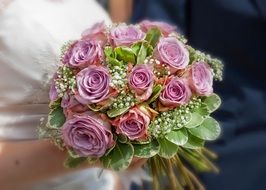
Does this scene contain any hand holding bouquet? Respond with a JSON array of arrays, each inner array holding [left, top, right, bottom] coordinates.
[[40, 20, 223, 190]]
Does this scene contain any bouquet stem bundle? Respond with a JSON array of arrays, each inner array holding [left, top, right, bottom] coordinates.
[[148, 147, 218, 190]]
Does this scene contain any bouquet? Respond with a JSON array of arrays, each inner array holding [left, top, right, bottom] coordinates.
[[40, 20, 223, 190]]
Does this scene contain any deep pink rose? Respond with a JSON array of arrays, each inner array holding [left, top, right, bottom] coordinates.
[[75, 65, 111, 104], [81, 21, 107, 42], [62, 112, 115, 157], [110, 25, 145, 47], [160, 77, 191, 107], [62, 40, 103, 68], [128, 64, 154, 101], [189, 61, 213, 96], [113, 107, 150, 140], [139, 20, 177, 36], [154, 37, 189, 73]]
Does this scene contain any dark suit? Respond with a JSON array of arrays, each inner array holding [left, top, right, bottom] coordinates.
[[132, 0, 266, 189]]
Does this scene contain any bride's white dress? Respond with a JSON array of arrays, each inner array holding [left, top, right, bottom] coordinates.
[[0, 0, 148, 189]]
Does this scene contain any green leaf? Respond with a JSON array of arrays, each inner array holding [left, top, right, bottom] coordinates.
[[47, 106, 65, 129], [101, 142, 134, 171], [194, 104, 209, 116], [117, 134, 128, 143], [104, 46, 114, 58], [184, 112, 204, 129], [49, 98, 61, 109], [145, 28, 161, 47], [107, 106, 130, 118], [131, 138, 152, 144], [188, 117, 221, 141], [165, 128, 188, 146], [158, 137, 179, 158], [132, 42, 153, 64], [87, 104, 106, 112], [147, 85, 162, 104], [114, 46, 136, 63], [64, 156, 87, 168], [182, 133, 205, 149], [134, 139, 160, 158], [68, 149, 80, 158], [203, 93, 221, 113], [104, 46, 123, 66]]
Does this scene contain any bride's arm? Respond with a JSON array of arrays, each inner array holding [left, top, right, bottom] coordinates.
[[0, 139, 99, 190]]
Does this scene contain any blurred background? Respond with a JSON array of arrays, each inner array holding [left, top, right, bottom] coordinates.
[[100, 0, 266, 189]]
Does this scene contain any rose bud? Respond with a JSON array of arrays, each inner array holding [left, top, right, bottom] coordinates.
[[139, 20, 177, 36], [128, 64, 154, 101], [112, 107, 151, 141], [61, 93, 89, 118], [160, 77, 192, 108], [62, 40, 103, 68], [62, 112, 115, 157], [81, 21, 107, 43], [154, 37, 189, 73], [189, 61, 213, 96], [75, 65, 112, 105], [110, 25, 145, 47]]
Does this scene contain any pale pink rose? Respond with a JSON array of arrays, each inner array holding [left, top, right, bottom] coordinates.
[[110, 25, 145, 47], [189, 61, 213, 96], [160, 77, 191, 107], [128, 64, 154, 101], [154, 37, 189, 73], [139, 20, 177, 36], [112, 107, 151, 140], [81, 21, 107, 42], [62, 40, 103, 68]]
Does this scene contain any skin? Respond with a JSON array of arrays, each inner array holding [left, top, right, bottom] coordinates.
[[109, 0, 133, 23], [0, 140, 146, 190]]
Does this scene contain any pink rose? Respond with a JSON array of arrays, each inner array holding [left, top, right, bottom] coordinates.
[[128, 64, 154, 101], [62, 112, 115, 157], [112, 107, 151, 140], [61, 93, 89, 118], [81, 21, 107, 42], [62, 40, 103, 68], [139, 20, 177, 36], [75, 65, 111, 104], [110, 25, 145, 47], [189, 61, 213, 96], [160, 77, 191, 107], [154, 37, 189, 73]]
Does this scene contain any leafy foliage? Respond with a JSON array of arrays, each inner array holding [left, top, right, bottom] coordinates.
[[101, 142, 134, 171], [134, 139, 160, 158], [47, 106, 65, 129], [158, 137, 179, 158], [165, 128, 188, 146], [189, 117, 221, 141]]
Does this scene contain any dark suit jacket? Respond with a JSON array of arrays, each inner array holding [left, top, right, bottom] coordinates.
[[132, 0, 266, 189]]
